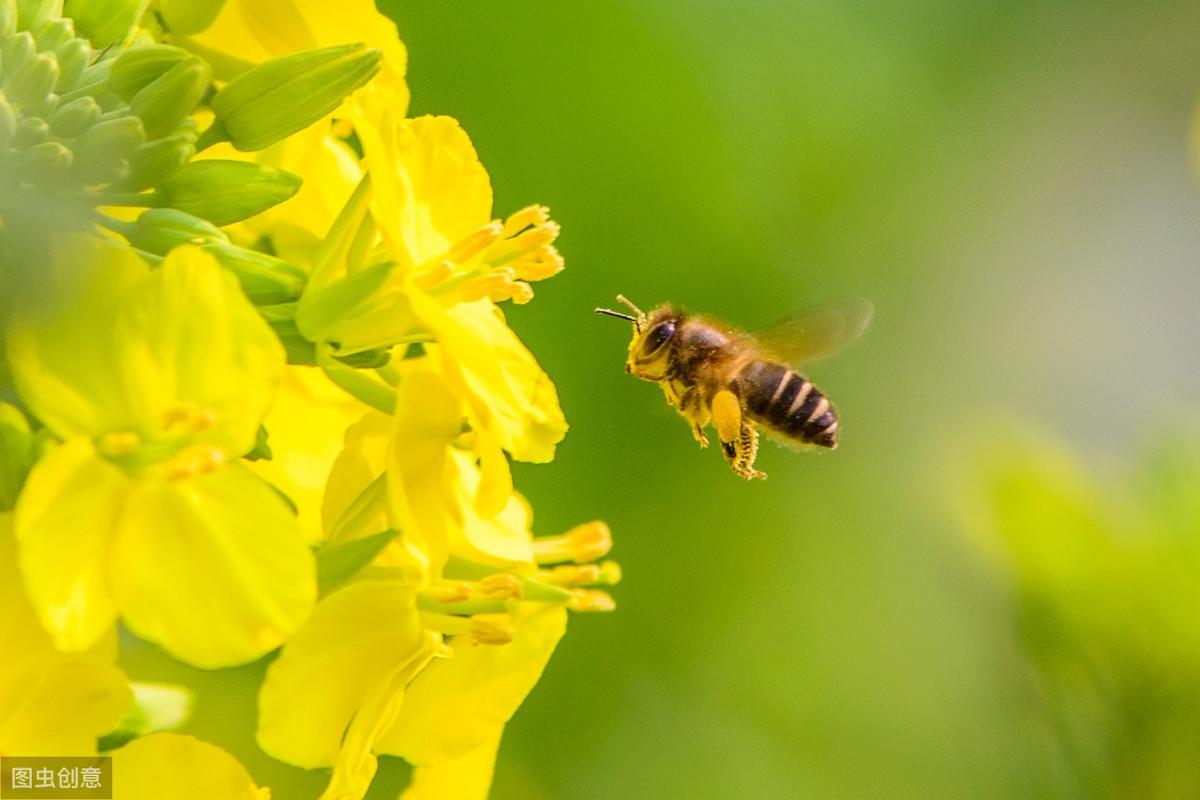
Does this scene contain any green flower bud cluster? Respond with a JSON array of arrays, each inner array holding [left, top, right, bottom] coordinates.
[[0, 0, 381, 314]]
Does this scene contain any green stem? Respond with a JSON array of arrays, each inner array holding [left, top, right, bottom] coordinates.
[[194, 119, 230, 152], [91, 190, 162, 208]]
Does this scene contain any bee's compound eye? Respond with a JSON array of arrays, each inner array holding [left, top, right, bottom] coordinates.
[[642, 320, 676, 354]]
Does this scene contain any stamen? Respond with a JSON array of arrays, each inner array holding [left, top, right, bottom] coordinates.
[[162, 405, 217, 434], [445, 221, 503, 264], [97, 431, 141, 455], [478, 574, 524, 602], [532, 521, 612, 565], [164, 446, 226, 481], [500, 204, 550, 237], [568, 589, 616, 613], [468, 613, 515, 645], [413, 260, 455, 290], [423, 581, 473, 604], [510, 246, 564, 281]]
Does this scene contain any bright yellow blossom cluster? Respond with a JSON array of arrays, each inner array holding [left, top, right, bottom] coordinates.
[[0, 1, 616, 798]]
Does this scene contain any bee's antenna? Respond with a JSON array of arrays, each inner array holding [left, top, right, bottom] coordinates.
[[615, 294, 645, 318], [595, 307, 637, 323]]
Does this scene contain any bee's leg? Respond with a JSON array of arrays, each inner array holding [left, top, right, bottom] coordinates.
[[660, 380, 681, 408], [712, 389, 766, 480], [677, 386, 710, 448]]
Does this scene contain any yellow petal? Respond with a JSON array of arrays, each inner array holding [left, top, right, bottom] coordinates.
[[111, 733, 268, 800], [377, 604, 567, 764], [399, 735, 502, 800], [356, 113, 492, 269], [387, 370, 465, 574], [6, 242, 284, 457], [419, 297, 568, 463], [5, 238, 149, 440], [250, 366, 364, 543], [14, 437, 125, 652], [0, 514, 131, 756], [449, 450, 533, 569], [322, 411, 390, 540], [115, 246, 285, 456], [258, 581, 431, 770], [318, 635, 438, 800], [110, 463, 316, 668]]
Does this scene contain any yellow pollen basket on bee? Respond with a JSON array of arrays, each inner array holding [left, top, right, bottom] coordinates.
[[595, 295, 874, 480]]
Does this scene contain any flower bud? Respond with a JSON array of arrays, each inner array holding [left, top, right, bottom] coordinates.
[[32, 16, 73, 51], [48, 93, 99, 136], [127, 207, 227, 254], [16, 0, 60, 31], [117, 132, 195, 190], [16, 139, 72, 180], [71, 114, 142, 182], [8, 51, 58, 112], [0, 96, 15, 147], [129, 54, 209, 138], [68, 49, 110, 94], [12, 115, 48, 147], [0, 0, 16, 37], [107, 44, 189, 99], [2, 32, 36, 85], [200, 240, 307, 305], [158, 159, 301, 226], [210, 43, 381, 151], [155, 0, 224, 35], [54, 36, 87, 90], [64, 0, 147, 47]]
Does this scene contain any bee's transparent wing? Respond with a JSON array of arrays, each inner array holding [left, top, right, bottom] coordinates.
[[751, 297, 874, 366]]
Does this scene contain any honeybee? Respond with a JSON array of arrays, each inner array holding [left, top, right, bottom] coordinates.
[[595, 295, 873, 480]]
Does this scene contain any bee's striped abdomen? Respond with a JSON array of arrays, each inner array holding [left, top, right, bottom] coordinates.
[[737, 360, 838, 448]]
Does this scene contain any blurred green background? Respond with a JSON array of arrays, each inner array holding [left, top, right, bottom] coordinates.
[[386, 1, 1200, 798], [128, 2, 1200, 797]]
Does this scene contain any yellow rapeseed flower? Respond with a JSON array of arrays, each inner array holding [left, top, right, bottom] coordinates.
[[6, 241, 316, 667]]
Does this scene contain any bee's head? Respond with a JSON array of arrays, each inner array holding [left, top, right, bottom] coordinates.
[[595, 296, 678, 381]]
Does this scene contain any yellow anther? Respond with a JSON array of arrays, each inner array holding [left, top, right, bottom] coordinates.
[[540, 558, 622, 587], [445, 221, 503, 264], [542, 564, 600, 586], [567, 521, 612, 563], [512, 221, 560, 251], [162, 405, 216, 434], [511, 246, 564, 281], [97, 431, 142, 455], [469, 613, 515, 645], [457, 269, 534, 305], [478, 574, 524, 602], [598, 560, 622, 585], [164, 446, 225, 481], [500, 204, 550, 237], [424, 581, 473, 604], [414, 260, 455, 291], [568, 589, 616, 613], [331, 118, 355, 138], [532, 521, 613, 565]]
